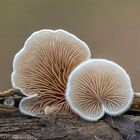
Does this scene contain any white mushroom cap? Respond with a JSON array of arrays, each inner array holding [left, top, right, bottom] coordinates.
[[66, 59, 134, 121], [11, 29, 91, 116]]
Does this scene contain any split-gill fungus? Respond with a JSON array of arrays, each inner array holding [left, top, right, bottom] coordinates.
[[66, 59, 134, 121], [11, 29, 91, 116]]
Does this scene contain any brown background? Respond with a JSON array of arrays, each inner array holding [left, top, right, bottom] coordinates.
[[0, 0, 140, 92]]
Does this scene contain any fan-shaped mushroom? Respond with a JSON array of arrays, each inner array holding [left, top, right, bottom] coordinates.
[[66, 59, 134, 121], [11, 29, 91, 116]]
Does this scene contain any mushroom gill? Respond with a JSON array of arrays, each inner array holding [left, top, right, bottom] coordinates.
[[11, 29, 91, 116], [66, 59, 134, 121]]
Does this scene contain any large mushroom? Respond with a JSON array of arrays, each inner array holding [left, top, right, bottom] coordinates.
[[66, 59, 134, 121], [11, 29, 91, 116]]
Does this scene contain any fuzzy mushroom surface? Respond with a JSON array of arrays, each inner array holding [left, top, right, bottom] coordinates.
[[66, 59, 134, 121], [11, 29, 91, 116]]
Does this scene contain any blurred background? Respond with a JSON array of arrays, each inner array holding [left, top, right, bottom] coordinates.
[[0, 0, 140, 92]]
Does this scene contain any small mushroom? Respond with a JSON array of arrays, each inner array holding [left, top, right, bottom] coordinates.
[[4, 97, 15, 107], [66, 59, 134, 121], [11, 29, 91, 116]]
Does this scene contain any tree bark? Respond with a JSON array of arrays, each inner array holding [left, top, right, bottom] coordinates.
[[0, 89, 140, 140], [0, 110, 124, 140]]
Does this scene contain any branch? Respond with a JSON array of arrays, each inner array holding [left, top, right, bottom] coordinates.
[[0, 89, 140, 140]]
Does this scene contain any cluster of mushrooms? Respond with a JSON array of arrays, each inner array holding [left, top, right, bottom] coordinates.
[[11, 29, 134, 121]]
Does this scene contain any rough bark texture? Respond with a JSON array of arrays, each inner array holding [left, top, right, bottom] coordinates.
[[0, 110, 124, 140], [0, 89, 140, 140]]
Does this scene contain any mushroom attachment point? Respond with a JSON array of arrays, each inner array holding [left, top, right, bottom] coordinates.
[[66, 59, 134, 121], [11, 29, 91, 116]]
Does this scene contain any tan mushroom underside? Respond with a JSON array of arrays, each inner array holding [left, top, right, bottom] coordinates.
[[66, 59, 134, 121], [12, 29, 91, 116]]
